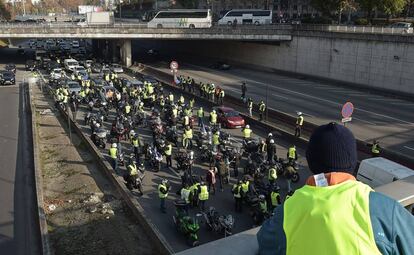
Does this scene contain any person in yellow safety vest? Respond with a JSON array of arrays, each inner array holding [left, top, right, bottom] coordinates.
[[71, 73, 76, 80], [258, 123, 414, 254], [258, 194, 268, 215], [158, 179, 169, 213], [209, 110, 217, 126], [159, 97, 165, 109], [131, 134, 141, 161], [148, 84, 154, 94], [232, 180, 243, 212], [189, 98, 195, 109], [184, 107, 192, 117], [210, 84, 215, 101], [180, 183, 191, 214], [85, 87, 90, 95], [241, 178, 250, 197], [125, 103, 131, 115], [79, 89, 86, 100], [109, 143, 118, 170], [268, 165, 277, 185], [178, 95, 185, 106], [77, 74, 82, 80], [57, 59, 61, 64], [218, 89, 225, 105], [295, 112, 304, 138], [138, 102, 144, 113], [258, 100, 266, 121], [182, 126, 193, 149], [110, 73, 115, 80], [190, 180, 201, 207], [270, 187, 281, 210], [242, 125, 252, 140], [212, 131, 220, 151], [105, 73, 110, 82], [198, 181, 209, 211], [164, 142, 172, 168], [81, 80, 86, 87], [183, 115, 190, 127], [287, 145, 297, 164], [371, 140, 381, 157], [128, 160, 138, 176], [197, 107, 204, 127], [86, 80, 90, 87], [168, 92, 174, 103], [172, 106, 178, 118], [247, 98, 253, 117]]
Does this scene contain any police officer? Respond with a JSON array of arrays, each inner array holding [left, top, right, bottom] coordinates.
[[198, 181, 209, 211], [259, 100, 266, 121], [158, 179, 170, 213], [267, 139, 277, 164], [295, 112, 304, 138], [232, 180, 243, 212]]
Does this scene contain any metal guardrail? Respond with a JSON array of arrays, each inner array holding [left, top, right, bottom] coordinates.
[[0, 22, 411, 35]]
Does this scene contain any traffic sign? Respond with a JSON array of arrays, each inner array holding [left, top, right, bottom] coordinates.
[[170, 61, 179, 70], [342, 117, 352, 123], [341, 102, 354, 118]]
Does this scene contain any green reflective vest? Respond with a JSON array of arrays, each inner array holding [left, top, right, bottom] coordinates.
[[212, 133, 220, 145], [181, 188, 191, 204], [109, 148, 117, 159], [271, 191, 280, 206], [164, 144, 172, 156], [158, 184, 168, 199], [183, 116, 190, 126], [243, 128, 252, 138], [372, 143, 380, 154], [232, 184, 242, 198], [210, 112, 217, 123], [288, 147, 296, 159], [283, 180, 380, 255], [189, 99, 195, 108], [198, 185, 209, 201], [241, 181, 249, 193], [132, 138, 140, 147], [169, 94, 174, 102], [297, 116, 304, 126], [259, 200, 267, 213], [128, 164, 138, 176], [268, 168, 277, 181], [184, 129, 193, 139], [197, 108, 204, 117], [125, 105, 131, 114], [259, 103, 266, 112]]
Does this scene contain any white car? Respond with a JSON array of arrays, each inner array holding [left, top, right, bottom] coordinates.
[[110, 63, 124, 73], [50, 68, 63, 80]]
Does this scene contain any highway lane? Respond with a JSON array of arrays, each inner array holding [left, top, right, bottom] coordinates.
[[0, 49, 41, 255], [141, 59, 414, 159], [40, 69, 311, 252]]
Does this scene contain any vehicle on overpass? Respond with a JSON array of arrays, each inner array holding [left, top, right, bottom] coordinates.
[[218, 9, 272, 26], [147, 9, 212, 29]]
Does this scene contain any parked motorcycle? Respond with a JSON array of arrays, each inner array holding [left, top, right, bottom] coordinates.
[[276, 158, 300, 183], [202, 207, 234, 237], [91, 128, 108, 149], [173, 200, 200, 247]]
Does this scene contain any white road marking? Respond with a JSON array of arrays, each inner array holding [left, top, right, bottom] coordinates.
[[353, 117, 376, 125], [271, 93, 289, 100], [302, 112, 315, 118], [368, 97, 397, 102], [404, 146, 414, 151], [391, 102, 414, 106]]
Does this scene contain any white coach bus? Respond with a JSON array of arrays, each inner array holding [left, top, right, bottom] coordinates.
[[218, 9, 272, 26], [147, 9, 212, 28]]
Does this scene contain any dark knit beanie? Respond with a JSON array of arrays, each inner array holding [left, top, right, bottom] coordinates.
[[306, 122, 357, 174]]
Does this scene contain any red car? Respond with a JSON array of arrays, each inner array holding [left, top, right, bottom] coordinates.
[[214, 106, 245, 129]]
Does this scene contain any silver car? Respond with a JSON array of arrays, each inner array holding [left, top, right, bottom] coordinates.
[[110, 64, 124, 74], [66, 81, 82, 94]]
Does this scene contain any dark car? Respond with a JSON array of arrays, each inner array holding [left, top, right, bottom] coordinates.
[[214, 106, 245, 128], [91, 78, 108, 88], [210, 61, 231, 70], [91, 63, 102, 73], [5, 64, 16, 74], [0, 71, 16, 85]]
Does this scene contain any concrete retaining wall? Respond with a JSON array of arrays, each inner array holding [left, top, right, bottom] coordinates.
[[152, 36, 414, 96]]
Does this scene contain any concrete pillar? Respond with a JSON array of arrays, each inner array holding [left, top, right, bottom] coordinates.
[[119, 39, 132, 67]]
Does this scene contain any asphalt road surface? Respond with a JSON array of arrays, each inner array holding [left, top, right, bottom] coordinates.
[[137, 55, 414, 160], [40, 68, 311, 252], [0, 48, 41, 254]]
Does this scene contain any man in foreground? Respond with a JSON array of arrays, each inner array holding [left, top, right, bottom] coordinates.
[[257, 122, 414, 255]]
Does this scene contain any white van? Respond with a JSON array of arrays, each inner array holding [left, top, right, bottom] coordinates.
[[64, 59, 79, 72], [356, 157, 414, 188]]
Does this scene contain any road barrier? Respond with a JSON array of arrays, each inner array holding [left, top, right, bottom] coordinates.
[[130, 64, 414, 170], [36, 73, 174, 255], [27, 80, 51, 255]]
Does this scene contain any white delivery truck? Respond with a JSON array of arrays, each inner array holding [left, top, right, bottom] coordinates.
[[356, 157, 414, 188], [78, 12, 114, 26]]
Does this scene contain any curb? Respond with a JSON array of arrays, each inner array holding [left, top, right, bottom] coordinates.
[[27, 81, 52, 255], [37, 74, 173, 254]]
